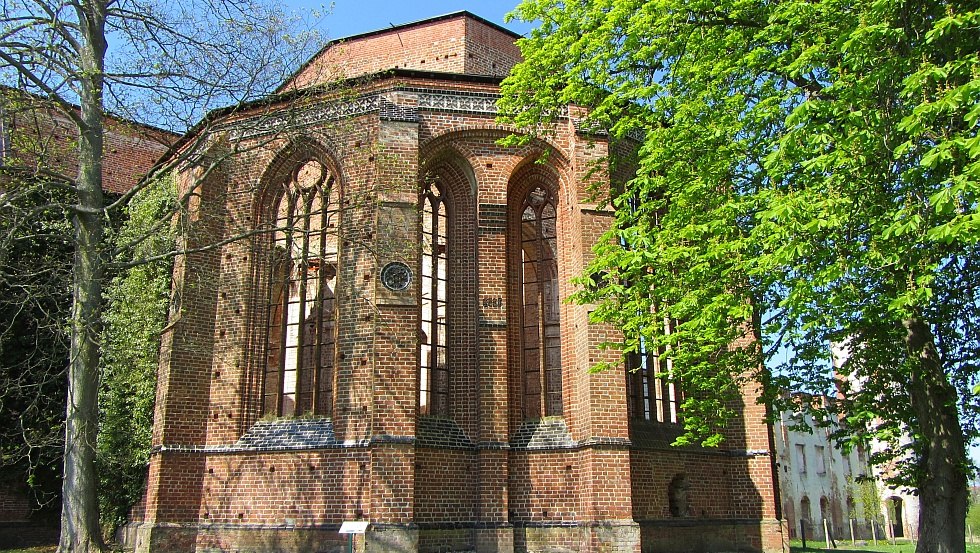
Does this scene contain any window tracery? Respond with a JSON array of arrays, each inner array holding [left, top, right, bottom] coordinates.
[[420, 178, 449, 416], [626, 328, 682, 424], [263, 159, 339, 417], [621, 194, 681, 425], [519, 184, 562, 418]]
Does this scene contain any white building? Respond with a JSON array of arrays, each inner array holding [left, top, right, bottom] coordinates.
[[830, 343, 920, 542], [773, 394, 871, 542], [773, 390, 920, 543]]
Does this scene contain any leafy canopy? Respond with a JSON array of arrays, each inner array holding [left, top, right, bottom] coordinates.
[[98, 174, 175, 530], [499, 0, 980, 457]]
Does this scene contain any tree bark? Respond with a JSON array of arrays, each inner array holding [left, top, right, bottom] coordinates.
[[59, 0, 108, 551], [904, 316, 968, 553]]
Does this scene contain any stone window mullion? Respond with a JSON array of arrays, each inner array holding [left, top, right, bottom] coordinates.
[[262, 159, 337, 419], [420, 180, 450, 416]]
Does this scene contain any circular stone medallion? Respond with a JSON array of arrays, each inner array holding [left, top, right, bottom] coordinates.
[[380, 261, 412, 291]]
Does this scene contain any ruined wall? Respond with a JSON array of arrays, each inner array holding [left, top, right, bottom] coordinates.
[[1, 91, 175, 194], [127, 14, 784, 553]]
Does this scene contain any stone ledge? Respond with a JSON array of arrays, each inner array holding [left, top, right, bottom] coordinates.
[[417, 416, 475, 449]]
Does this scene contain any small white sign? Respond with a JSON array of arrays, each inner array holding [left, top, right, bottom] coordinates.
[[339, 521, 370, 534]]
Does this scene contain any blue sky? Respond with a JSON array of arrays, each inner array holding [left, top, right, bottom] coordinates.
[[283, 0, 534, 42]]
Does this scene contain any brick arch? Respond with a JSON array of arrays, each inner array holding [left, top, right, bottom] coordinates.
[[784, 500, 797, 538], [420, 127, 570, 187], [800, 495, 813, 537], [254, 136, 345, 219], [420, 145, 477, 200], [241, 137, 346, 428], [417, 151, 479, 430], [506, 159, 568, 426], [505, 155, 568, 201]]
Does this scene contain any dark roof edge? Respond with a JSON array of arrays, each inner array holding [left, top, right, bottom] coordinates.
[[159, 67, 506, 169], [0, 84, 180, 138], [334, 10, 521, 44], [274, 11, 521, 95]]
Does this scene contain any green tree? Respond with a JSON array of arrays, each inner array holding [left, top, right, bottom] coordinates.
[[0, 0, 321, 550], [499, 1, 978, 552], [855, 478, 884, 526], [97, 174, 175, 531], [0, 171, 73, 518], [968, 501, 979, 540]]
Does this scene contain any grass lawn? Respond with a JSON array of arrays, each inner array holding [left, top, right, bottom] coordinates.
[[790, 539, 980, 553]]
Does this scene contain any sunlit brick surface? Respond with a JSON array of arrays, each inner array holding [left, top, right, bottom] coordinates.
[[125, 12, 785, 553]]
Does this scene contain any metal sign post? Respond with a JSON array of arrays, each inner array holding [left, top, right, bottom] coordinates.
[[339, 521, 369, 553]]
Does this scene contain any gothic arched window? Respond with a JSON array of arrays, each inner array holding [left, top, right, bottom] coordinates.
[[520, 185, 562, 418], [263, 159, 339, 417], [622, 193, 681, 424], [420, 178, 449, 416], [626, 329, 681, 424]]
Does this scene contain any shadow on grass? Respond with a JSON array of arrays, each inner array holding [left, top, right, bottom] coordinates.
[[789, 539, 918, 553], [792, 549, 913, 553], [793, 546, 980, 553]]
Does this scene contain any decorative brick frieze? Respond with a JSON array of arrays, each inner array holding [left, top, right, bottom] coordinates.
[[225, 94, 381, 140], [379, 97, 419, 123], [571, 116, 609, 137], [127, 11, 785, 553], [418, 91, 499, 114], [225, 89, 508, 141]]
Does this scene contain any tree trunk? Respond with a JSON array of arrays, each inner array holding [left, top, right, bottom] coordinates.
[[904, 316, 968, 553], [59, 0, 107, 551]]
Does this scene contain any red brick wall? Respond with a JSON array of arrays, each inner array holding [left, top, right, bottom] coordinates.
[[0, 483, 32, 521], [102, 117, 175, 194], [463, 17, 523, 77], [630, 449, 735, 519], [201, 450, 370, 524], [1, 91, 175, 194], [285, 15, 522, 90], [144, 452, 206, 522], [131, 16, 784, 552], [509, 451, 584, 522], [414, 448, 476, 522]]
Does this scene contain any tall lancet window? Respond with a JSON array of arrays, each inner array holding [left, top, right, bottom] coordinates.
[[420, 179, 449, 416], [626, 329, 682, 424], [521, 185, 562, 417], [622, 193, 681, 425], [264, 159, 339, 417]]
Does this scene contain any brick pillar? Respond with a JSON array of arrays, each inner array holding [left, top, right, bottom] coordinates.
[[365, 107, 421, 549], [136, 157, 229, 552], [476, 195, 513, 551], [572, 125, 640, 552]]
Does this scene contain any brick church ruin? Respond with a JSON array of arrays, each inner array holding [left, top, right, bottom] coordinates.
[[124, 12, 786, 553]]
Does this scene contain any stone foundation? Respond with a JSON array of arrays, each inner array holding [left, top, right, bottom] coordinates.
[[122, 521, 644, 553], [637, 518, 787, 553], [475, 526, 515, 553]]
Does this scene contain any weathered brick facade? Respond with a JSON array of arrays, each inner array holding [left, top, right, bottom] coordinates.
[[124, 12, 787, 553], [1, 87, 176, 194]]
